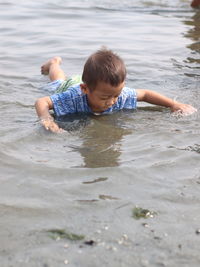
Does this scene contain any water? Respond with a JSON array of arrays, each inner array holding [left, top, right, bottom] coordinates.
[[0, 0, 200, 266]]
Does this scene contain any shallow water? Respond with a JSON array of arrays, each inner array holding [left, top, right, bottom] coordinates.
[[0, 0, 200, 266]]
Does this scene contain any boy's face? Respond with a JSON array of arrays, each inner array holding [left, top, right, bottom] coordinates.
[[81, 81, 124, 113]]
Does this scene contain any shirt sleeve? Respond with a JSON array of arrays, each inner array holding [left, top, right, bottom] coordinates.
[[50, 90, 77, 116], [118, 87, 137, 110]]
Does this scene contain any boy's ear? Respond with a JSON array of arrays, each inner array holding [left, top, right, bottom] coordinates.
[[80, 83, 89, 94]]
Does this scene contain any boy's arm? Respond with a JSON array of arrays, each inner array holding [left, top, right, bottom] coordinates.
[[136, 89, 197, 115], [35, 96, 63, 133]]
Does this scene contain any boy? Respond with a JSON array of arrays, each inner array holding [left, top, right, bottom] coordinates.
[[35, 48, 196, 133]]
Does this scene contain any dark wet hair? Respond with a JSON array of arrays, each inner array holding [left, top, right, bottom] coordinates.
[[82, 48, 126, 90]]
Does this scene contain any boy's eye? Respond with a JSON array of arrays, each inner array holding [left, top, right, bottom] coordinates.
[[100, 95, 119, 100], [101, 97, 109, 100]]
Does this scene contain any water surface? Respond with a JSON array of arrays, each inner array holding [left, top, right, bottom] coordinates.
[[0, 0, 200, 266]]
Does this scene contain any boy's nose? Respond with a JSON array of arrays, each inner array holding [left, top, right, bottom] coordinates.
[[106, 98, 115, 106]]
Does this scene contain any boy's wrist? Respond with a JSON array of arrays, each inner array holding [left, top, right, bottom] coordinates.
[[166, 99, 177, 110], [39, 115, 54, 123], [170, 100, 181, 111], [39, 116, 62, 132]]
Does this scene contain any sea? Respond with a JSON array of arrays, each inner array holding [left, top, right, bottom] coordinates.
[[0, 0, 200, 266]]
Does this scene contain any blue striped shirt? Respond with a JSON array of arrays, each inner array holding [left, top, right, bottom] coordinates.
[[50, 84, 137, 117]]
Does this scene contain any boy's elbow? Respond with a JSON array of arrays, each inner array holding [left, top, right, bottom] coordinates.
[[34, 97, 53, 120], [35, 98, 44, 110], [35, 97, 52, 109]]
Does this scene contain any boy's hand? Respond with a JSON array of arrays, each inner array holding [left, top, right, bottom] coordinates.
[[40, 117, 64, 133], [171, 102, 197, 115]]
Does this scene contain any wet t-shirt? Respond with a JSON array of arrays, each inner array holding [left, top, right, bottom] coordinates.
[[50, 84, 137, 117]]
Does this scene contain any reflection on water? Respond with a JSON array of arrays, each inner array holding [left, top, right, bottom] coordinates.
[[80, 115, 132, 168], [184, 10, 200, 42], [59, 113, 132, 168], [183, 10, 200, 65]]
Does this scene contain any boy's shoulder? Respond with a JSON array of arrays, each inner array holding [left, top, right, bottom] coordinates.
[[67, 84, 82, 95], [54, 83, 83, 98], [50, 84, 84, 103], [50, 84, 89, 116], [121, 86, 137, 96]]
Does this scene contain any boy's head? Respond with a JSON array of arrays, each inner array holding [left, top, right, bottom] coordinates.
[[81, 48, 126, 113], [82, 48, 126, 90]]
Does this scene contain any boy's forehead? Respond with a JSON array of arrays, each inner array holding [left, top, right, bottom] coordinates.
[[95, 81, 124, 94]]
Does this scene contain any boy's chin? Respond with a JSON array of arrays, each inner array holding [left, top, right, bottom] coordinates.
[[94, 108, 109, 113], [91, 107, 106, 113], [92, 109, 104, 113]]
